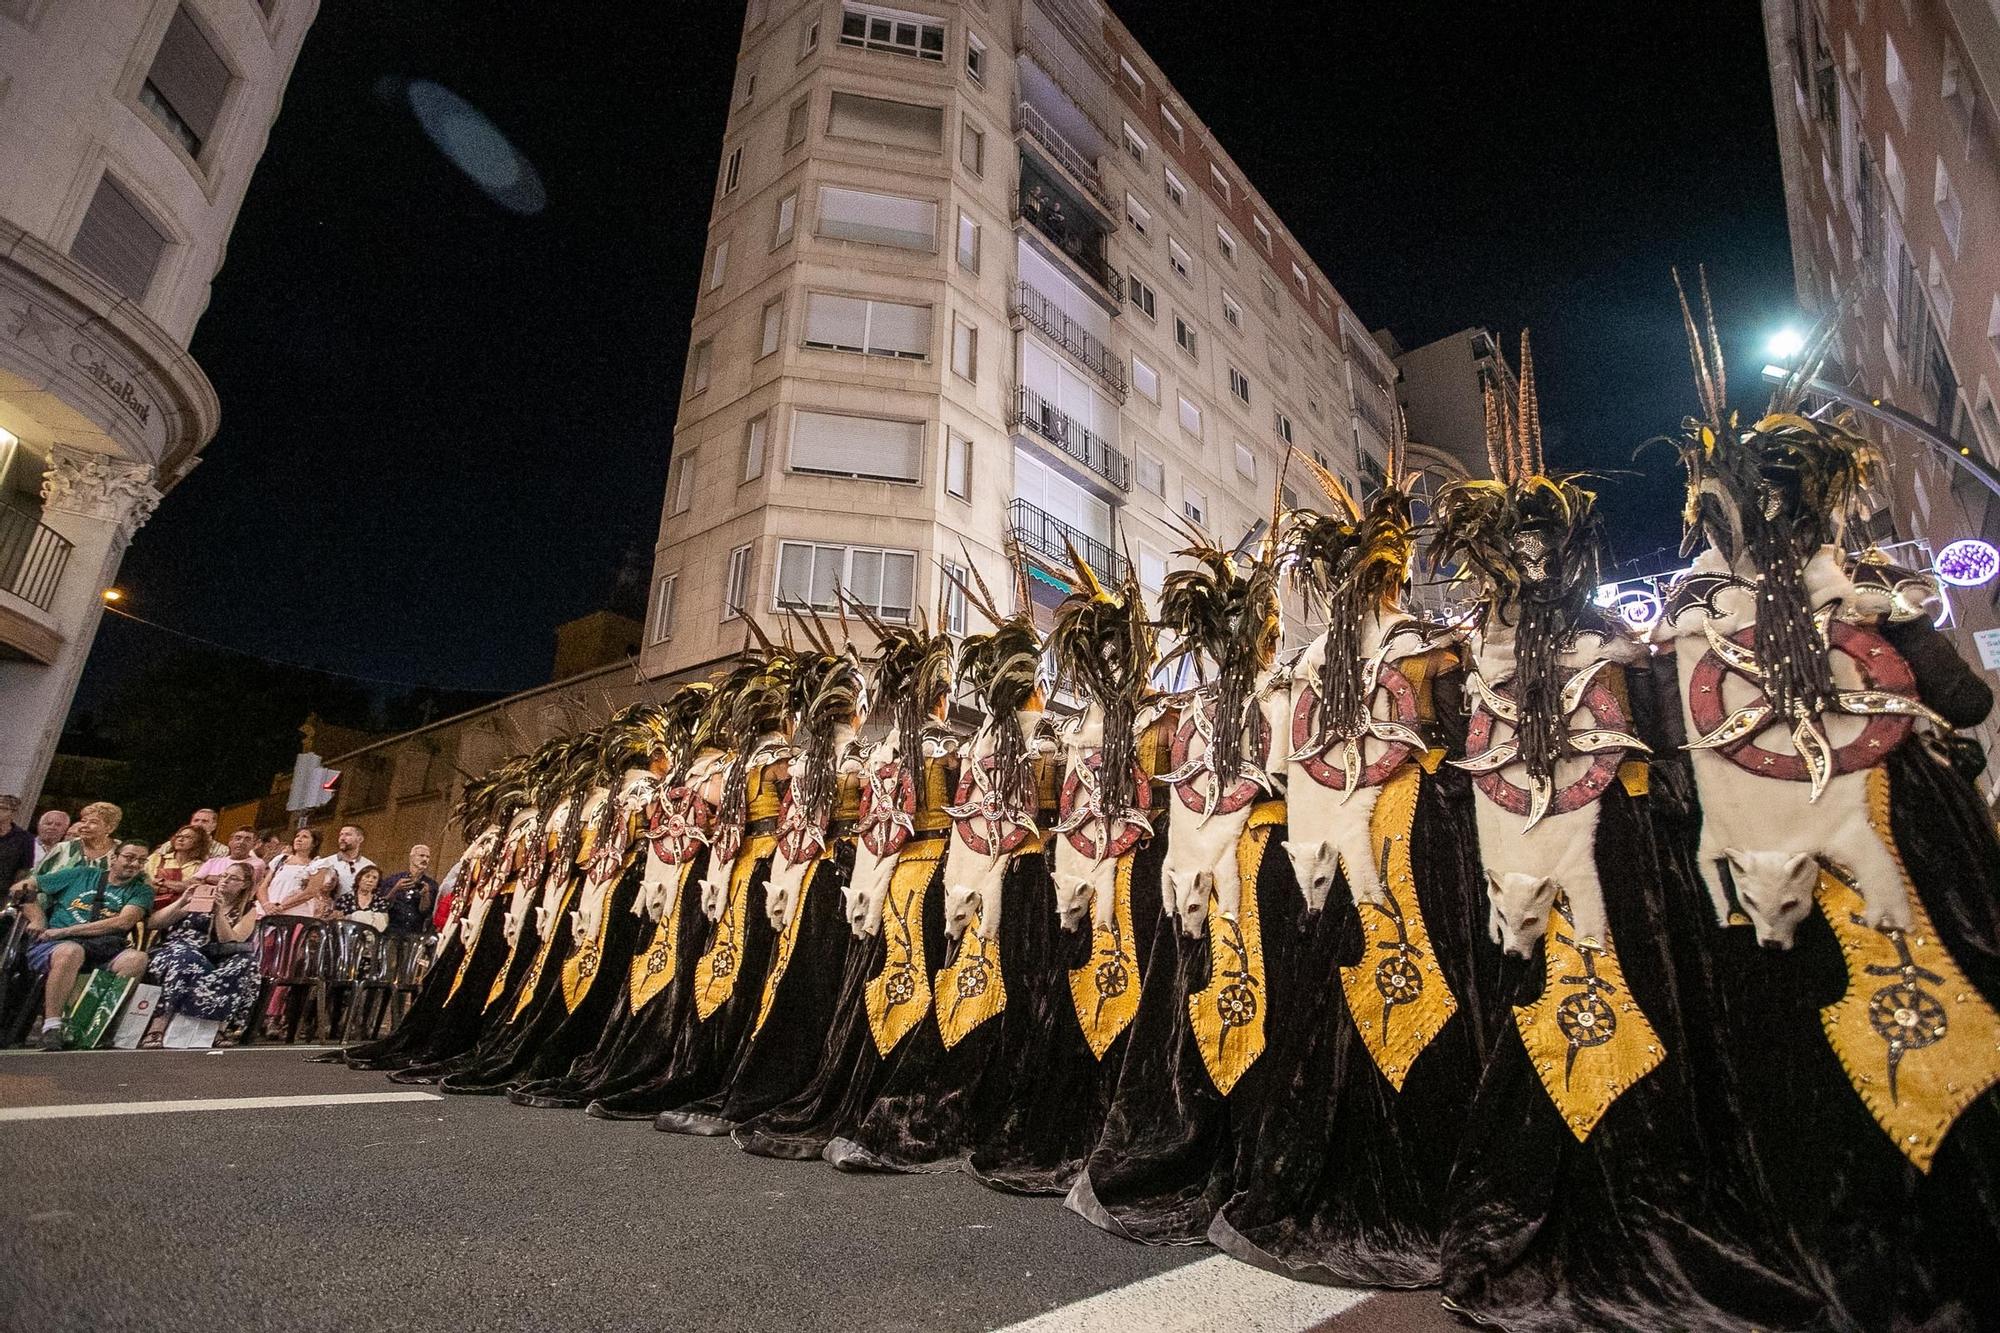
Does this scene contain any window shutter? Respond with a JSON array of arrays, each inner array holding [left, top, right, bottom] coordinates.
[[149, 8, 231, 144], [865, 299, 929, 356], [805, 293, 869, 350], [817, 186, 936, 250], [790, 411, 922, 482], [70, 176, 167, 302], [827, 92, 943, 152]]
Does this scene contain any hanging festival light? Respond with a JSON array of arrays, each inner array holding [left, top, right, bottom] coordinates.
[[1934, 539, 2000, 588]]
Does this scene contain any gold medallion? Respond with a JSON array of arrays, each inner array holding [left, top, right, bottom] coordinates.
[[1069, 852, 1141, 1058]]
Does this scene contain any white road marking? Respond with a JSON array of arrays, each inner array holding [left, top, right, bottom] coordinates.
[[992, 1254, 1373, 1332], [0, 1091, 441, 1121], [0, 1044, 341, 1057]]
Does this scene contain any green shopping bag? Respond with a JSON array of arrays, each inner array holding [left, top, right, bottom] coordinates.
[[63, 970, 136, 1050]]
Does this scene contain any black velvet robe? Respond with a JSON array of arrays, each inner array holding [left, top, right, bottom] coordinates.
[[344, 882, 518, 1075], [656, 842, 858, 1135], [1065, 807, 1310, 1244], [732, 849, 948, 1160]]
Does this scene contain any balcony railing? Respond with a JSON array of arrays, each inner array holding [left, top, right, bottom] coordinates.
[[1015, 100, 1111, 209], [1017, 208, 1121, 303], [1008, 497, 1129, 585], [1013, 385, 1130, 491], [1354, 392, 1394, 443], [1013, 282, 1126, 399], [0, 504, 71, 614]]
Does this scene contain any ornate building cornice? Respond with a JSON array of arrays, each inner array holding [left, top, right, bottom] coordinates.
[[40, 443, 160, 545]]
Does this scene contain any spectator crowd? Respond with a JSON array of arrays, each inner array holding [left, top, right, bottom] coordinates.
[[0, 793, 441, 1050]]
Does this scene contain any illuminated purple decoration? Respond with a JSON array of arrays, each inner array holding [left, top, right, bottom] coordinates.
[[1934, 539, 2000, 588]]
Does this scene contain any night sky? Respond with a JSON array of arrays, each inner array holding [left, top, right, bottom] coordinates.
[[73, 0, 1793, 711]]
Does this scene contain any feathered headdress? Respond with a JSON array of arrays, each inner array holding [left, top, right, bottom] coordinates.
[[710, 618, 798, 833], [849, 600, 953, 771], [1157, 524, 1282, 786], [650, 680, 715, 777], [946, 546, 1046, 801], [1667, 266, 1877, 723], [1049, 542, 1155, 819], [783, 609, 867, 830]]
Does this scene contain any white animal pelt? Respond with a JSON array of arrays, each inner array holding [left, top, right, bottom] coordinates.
[[1467, 624, 1642, 958], [432, 827, 497, 953], [569, 768, 656, 947], [698, 733, 789, 923], [534, 788, 600, 938], [1281, 613, 1423, 914], [632, 747, 724, 922], [764, 723, 859, 931], [1657, 543, 1912, 947], [489, 807, 541, 950], [942, 708, 1044, 943], [1161, 670, 1290, 937], [841, 735, 904, 938]]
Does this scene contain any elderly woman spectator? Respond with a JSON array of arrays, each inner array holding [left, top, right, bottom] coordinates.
[[145, 859, 260, 1043], [255, 827, 326, 918], [333, 864, 390, 924], [35, 801, 120, 875], [144, 825, 207, 894]]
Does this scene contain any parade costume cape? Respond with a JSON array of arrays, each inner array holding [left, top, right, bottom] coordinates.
[[1210, 445, 1509, 1286]]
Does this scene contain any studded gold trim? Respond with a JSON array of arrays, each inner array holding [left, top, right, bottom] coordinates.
[[1190, 799, 1286, 1095], [1514, 895, 1665, 1142], [1814, 767, 2000, 1172], [1069, 851, 1140, 1058], [866, 839, 946, 1057], [753, 858, 825, 1037], [692, 833, 777, 1021], [1340, 766, 1458, 1091], [512, 877, 579, 1021], [1616, 758, 1650, 797], [628, 858, 698, 1011], [935, 913, 1006, 1050]]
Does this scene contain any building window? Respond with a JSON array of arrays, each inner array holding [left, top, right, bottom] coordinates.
[[760, 297, 785, 358], [803, 292, 932, 358], [778, 541, 917, 620], [1252, 216, 1272, 252], [1208, 164, 1232, 203], [1135, 450, 1164, 496], [722, 147, 743, 195], [960, 116, 985, 175], [786, 98, 810, 148], [1928, 250, 1955, 330], [1222, 290, 1242, 330], [1229, 366, 1250, 404], [840, 4, 945, 61], [801, 17, 821, 57], [1163, 167, 1187, 210], [723, 545, 753, 620], [1160, 103, 1184, 145], [940, 558, 968, 634], [707, 240, 730, 292], [946, 430, 972, 500], [1234, 442, 1257, 478], [1182, 483, 1207, 524], [1270, 350, 1288, 383], [1883, 135, 1907, 216], [139, 7, 232, 161], [740, 72, 757, 106], [1261, 276, 1280, 313], [1884, 33, 1912, 128], [828, 91, 945, 152], [1168, 238, 1191, 282], [1137, 542, 1166, 591], [668, 448, 698, 515], [1174, 315, 1198, 360], [816, 185, 937, 250], [952, 318, 977, 381], [1132, 354, 1161, 402], [650, 575, 678, 643], [1935, 158, 1964, 259], [1274, 410, 1294, 444], [966, 32, 986, 83], [790, 409, 923, 482], [1178, 394, 1202, 437], [1316, 294, 1332, 321], [744, 414, 768, 481], [1291, 262, 1309, 296], [1123, 121, 1147, 163], [1119, 55, 1144, 96], [1128, 272, 1157, 319], [957, 210, 980, 271], [688, 340, 713, 395], [1125, 193, 1151, 236], [1215, 225, 1237, 263], [68, 175, 167, 303], [773, 190, 798, 246]]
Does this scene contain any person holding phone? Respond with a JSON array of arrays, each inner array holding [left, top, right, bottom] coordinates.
[[145, 860, 262, 1043]]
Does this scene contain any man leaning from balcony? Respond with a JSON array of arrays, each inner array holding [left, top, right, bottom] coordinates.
[[12, 841, 154, 1050]]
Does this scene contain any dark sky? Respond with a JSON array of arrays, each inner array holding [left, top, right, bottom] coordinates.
[[74, 0, 1793, 711]]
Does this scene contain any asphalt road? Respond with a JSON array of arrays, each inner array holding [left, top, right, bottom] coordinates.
[[0, 1048, 1465, 1333]]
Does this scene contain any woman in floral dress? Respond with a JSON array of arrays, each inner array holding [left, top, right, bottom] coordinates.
[[147, 860, 262, 1033]]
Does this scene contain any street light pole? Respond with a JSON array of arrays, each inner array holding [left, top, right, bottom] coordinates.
[[1760, 364, 2000, 502]]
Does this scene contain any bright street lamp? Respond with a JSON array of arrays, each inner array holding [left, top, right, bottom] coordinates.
[[1765, 326, 1807, 361]]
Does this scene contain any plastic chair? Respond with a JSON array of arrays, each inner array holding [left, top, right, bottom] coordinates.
[[241, 915, 332, 1044], [321, 919, 385, 1041], [343, 930, 427, 1042]]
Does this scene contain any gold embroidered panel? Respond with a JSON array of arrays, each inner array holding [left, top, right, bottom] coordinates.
[[1069, 852, 1141, 1059], [1190, 799, 1286, 1095], [1340, 766, 1459, 1091], [628, 859, 698, 1011], [1815, 768, 2000, 1172], [935, 912, 1007, 1050], [511, 877, 580, 1021], [866, 841, 946, 1057], [692, 833, 778, 1020], [1514, 895, 1665, 1142]]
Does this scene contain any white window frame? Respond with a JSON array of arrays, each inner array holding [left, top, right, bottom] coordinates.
[[951, 318, 978, 382], [760, 296, 784, 358], [960, 114, 985, 175], [1178, 394, 1203, 437], [723, 545, 753, 621], [1125, 193, 1151, 236], [1128, 271, 1157, 319], [688, 340, 713, 395], [801, 291, 933, 359], [957, 210, 980, 271], [1119, 55, 1144, 95], [1174, 314, 1198, 360], [1252, 216, 1272, 252], [1222, 289, 1243, 331], [722, 146, 743, 195], [707, 240, 729, 292], [775, 540, 918, 620], [1160, 103, 1184, 145], [1168, 238, 1192, 282], [1274, 410, 1294, 444], [1208, 163, 1231, 203], [773, 190, 798, 246], [940, 558, 968, 634], [840, 3, 947, 62], [1182, 483, 1207, 525], [650, 574, 678, 643], [1123, 121, 1147, 163], [1229, 365, 1250, 404], [1234, 441, 1257, 479], [966, 32, 986, 83], [1132, 354, 1161, 402], [1291, 261, 1309, 296], [800, 17, 820, 57], [945, 429, 972, 500], [744, 414, 768, 482], [668, 447, 698, 515], [1215, 224, 1237, 263], [1163, 166, 1187, 209]]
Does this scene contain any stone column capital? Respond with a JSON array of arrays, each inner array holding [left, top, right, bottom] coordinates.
[[40, 444, 161, 546]]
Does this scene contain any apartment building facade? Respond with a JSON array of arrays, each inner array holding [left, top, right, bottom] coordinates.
[[0, 0, 317, 805], [1762, 0, 2000, 775], [642, 0, 1399, 677]]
